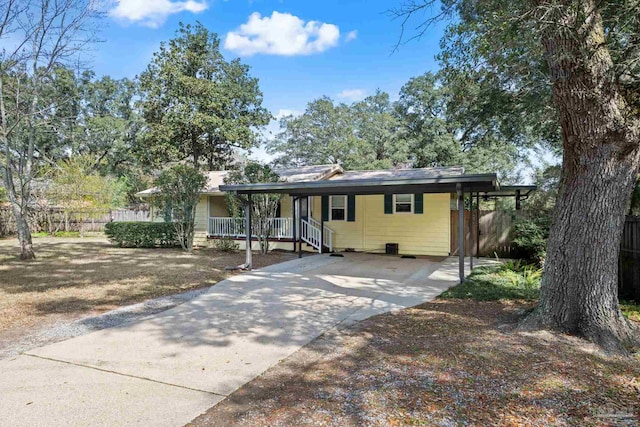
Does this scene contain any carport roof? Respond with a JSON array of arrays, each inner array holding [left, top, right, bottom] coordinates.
[[219, 172, 502, 196]]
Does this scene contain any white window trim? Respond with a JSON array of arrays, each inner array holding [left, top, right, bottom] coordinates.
[[393, 194, 414, 214], [329, 195, 347, 221]]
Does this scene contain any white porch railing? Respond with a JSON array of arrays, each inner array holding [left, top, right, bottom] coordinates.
[[208, 217, 293, 240], [209, 217, 246, 238], [208, 216, 334, 252], [308, 217, 334, 252]]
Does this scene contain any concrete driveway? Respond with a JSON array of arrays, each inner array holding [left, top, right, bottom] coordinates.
[[0, 253, 483, 427]]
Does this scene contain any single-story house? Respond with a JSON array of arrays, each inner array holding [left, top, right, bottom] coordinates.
[[137, 164, 534, 281]]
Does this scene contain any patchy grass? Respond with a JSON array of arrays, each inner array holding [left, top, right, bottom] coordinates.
[[440, 263, 541, 302], [0, 237, 293, 343], [189, 299, 640, 427], [622, 301, 640, 322], [32, 231, 83, 238], [443, 264, 640, 324]]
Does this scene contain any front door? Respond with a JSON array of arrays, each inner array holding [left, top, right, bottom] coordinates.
[[296, 197, 312, 239], [299, 196, 309, 221]]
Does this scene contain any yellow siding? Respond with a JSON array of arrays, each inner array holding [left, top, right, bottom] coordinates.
[[361, 194, 450, 256], [193, 196, 209, 245], [209, 195, 228, 216], [312, 194, 450, 256], [280, 196, 293, 218], [195, 193, 451, 255]]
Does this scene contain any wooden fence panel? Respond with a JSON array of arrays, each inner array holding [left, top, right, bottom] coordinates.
[[619, 216, 640, 303], [0, 207, 151, 237], [451, 210, 519, 257]]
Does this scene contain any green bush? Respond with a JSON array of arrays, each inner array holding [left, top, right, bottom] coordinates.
[[512, 217, 551, 266], [212, 236, 239, 252], [104, 222, 178, 248]]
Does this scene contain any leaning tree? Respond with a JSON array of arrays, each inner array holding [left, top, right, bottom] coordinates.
[[0, 0, 102, 259], [396, 0, 640, 352]]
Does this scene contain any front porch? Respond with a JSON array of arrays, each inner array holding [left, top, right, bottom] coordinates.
[[207, 217, 334, 253]]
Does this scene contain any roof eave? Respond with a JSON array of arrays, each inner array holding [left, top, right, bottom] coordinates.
[[219, 173, 499, 196]]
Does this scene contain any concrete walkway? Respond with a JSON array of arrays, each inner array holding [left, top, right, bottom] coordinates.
[[0, 253, 496, 427]]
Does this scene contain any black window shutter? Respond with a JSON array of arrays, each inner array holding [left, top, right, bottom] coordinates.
[[414, 193, 424, 214], [275, 201, 281, 218], [384, 194, 393, 214], [322, 196, 329, 221], [347, 195, 356, 222]]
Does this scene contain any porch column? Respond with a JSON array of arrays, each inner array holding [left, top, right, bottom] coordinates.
[[476, 192, 481, 259], [292, 196, 297, 252], [245, 195, 252, 270], [297, 197, 303, 259], [469, 192, 474, 270], [319, 204, 324, 254], [457, 184, 465, 283]]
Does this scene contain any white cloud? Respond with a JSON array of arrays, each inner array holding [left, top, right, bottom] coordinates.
[[224, 11, 340, 56], [337, 89, 367, 102], [110, 0, 208, 28], [345, 30, 358, 42], [274, 109, 303, 119]]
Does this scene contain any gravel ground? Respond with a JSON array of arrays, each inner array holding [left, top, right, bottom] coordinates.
[[0, 287, 209, 360]]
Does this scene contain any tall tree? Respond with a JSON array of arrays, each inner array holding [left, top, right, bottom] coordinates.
[[352, 90, 409, 168], [269, 97, 363, 168], [0, 0, 102, 259], [396, 72, 522, 181], [396, 0, 640, 351], [137, 22, 270, 171]]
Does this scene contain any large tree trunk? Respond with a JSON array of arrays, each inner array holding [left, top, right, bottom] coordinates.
[[522, 0, 640, 352]]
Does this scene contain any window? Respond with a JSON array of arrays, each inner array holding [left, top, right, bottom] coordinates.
[[394, 194, 414, 213], [330, 195, 346, 221]]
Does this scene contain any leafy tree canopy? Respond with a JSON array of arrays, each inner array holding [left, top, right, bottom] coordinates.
[[137, 22, 271, 171], [269, 73, 523, 181]]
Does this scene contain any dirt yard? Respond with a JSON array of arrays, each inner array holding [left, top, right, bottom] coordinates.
[[189, 299, 640, 427], [0, 237, 294, 346]]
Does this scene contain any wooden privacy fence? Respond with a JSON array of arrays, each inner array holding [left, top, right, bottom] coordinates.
[[0, 207, 151, 237], [619, 216, 640, 303], [451, 210, 523, 257]]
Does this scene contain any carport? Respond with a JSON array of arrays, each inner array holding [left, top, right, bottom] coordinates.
[[220, 174, 535, 283]]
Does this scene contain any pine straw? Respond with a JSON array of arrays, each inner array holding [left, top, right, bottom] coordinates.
[[189, 300, 640, 427], [0, 237, 293, 340]]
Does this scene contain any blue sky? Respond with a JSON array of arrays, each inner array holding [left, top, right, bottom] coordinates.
[[96, 0, 446, 118], [93, 1, 557, 178]]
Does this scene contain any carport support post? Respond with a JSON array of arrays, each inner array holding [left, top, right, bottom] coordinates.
[[245, 195, 252, 270], [319, 208, 324, 254], [457, 184, 465, 283], [297, 197, 303, 259], [476, 192, 480, 259], [292, 196, 297, 252], [469, 192, 474, 270]]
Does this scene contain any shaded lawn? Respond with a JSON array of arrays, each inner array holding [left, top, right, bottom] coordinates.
[[440, 264, 541, 302], [190, 265, 640, 427], [0, 237, 294, 338]]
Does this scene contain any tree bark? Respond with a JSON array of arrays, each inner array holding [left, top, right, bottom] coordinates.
[[12, 204, 35, 260], [522, 0, 640, 352]]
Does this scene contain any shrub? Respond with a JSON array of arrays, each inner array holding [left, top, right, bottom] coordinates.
[[104, 222, 178, 248], [151, 165, 207, 253], [440, 264, 541, 301], [212, 236, 240, 252], [512, 217, 551, 266]]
